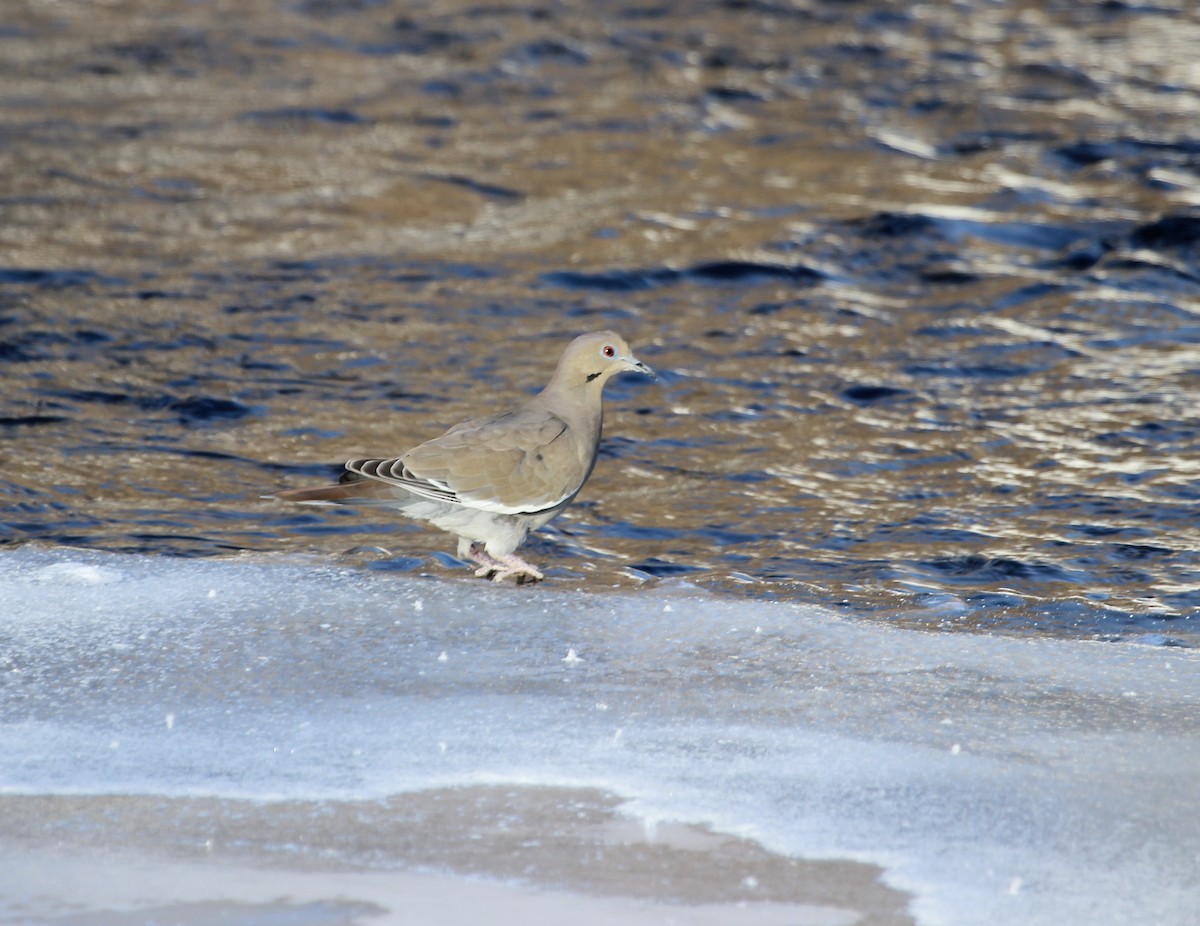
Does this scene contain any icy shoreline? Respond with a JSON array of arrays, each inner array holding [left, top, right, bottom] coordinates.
[[1, 545, 1197, 926], [0, 785, 910, 926]]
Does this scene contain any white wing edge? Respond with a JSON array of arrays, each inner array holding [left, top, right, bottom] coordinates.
[[344, 457, 574, 516]]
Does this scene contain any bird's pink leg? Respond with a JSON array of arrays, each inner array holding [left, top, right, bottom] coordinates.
[[458, 541, 505, 577]]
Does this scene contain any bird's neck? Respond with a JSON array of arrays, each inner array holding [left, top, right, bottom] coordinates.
[[537, 380, 605, 438]]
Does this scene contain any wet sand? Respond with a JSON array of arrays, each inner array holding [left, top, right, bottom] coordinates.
[[0, 787, 913, 926]]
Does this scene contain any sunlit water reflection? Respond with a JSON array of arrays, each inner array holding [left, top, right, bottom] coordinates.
[[2, 0, 1198, 645]]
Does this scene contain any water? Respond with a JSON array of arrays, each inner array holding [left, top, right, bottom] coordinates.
[[2, 0, 1198, 644], [2, 1, 1200, 923]]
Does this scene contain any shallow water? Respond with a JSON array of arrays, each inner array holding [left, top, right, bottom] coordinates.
[[3, 0, 1200, 643]]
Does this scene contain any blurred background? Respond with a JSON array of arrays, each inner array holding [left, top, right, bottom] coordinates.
[[2, 0, 1199, 644]]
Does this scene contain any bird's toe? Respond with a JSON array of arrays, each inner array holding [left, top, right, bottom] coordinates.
[[478, 552, 544, 584], [489, 566, 543, 584]]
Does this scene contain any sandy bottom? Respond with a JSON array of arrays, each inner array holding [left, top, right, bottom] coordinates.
[[0, 787, 913, 926]]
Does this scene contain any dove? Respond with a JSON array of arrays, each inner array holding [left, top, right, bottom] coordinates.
[[271, 330, 654, 583]]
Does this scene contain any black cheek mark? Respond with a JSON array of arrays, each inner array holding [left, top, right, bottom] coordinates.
[[586, 371, 602, 382]]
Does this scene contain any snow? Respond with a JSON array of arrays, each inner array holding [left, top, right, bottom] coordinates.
[[1, 545, 1197, 926]]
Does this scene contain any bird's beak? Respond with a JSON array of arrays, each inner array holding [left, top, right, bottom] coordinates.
[[622, 355, 656, 379]]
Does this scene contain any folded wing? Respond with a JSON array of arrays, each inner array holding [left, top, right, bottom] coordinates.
[[345, 407, 586, 515]]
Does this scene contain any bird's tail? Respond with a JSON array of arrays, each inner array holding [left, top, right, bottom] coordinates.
[[268, 473, 401, 505], [271, 483, 362, 503]]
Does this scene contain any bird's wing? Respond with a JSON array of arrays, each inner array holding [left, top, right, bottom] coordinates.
[[346, 407, 591, 515]]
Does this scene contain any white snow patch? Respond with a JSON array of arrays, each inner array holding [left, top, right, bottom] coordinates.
[[0, 544, 1196, 926]]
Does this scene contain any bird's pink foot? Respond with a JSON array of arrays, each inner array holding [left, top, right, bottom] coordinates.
[[458, 542, 542, 584], [487, 552, 544, 584]]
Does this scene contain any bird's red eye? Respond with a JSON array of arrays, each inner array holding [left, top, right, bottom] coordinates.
[[602, 345, 616, 358]]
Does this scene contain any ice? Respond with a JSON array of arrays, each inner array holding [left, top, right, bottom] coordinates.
[[32, 561, 123, 585], [1, 544, 1198, 926]]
